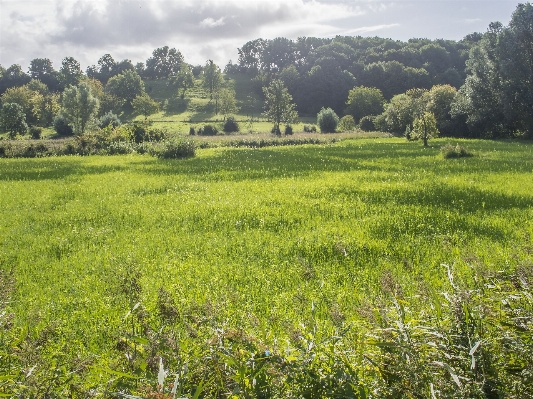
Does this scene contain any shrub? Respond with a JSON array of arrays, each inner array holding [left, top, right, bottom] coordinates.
[[338, 115, 356, 132], [197, 124, 218, 136], [29, 126, 43, 139], [189, 126, 196, 135], [99, 112, 122, 128], [271, 126, 282, 136], [131, 124, 147, 143], [303, 125, 317, 133], [149, 140, 196, 159], [441, 143, 473, 159], [284, 125, 293, 135], [53, 115, 73, 136], [317, 107, 339, 133], [223, 117, 240, 133], [359, 116, 375, 132]]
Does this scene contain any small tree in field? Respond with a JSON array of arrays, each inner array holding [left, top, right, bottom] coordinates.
[[412, 112, 439, 147], [1, 103, 28, 138], [317, 107, 339, 133], [60, 82, 99, 135], [263, 79, 298, 135], [132, 94, 159, 122]]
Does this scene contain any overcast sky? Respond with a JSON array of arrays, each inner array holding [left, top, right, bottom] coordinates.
[[0, 0, 520, 72]]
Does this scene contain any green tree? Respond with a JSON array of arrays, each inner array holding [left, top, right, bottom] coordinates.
[[426, 84, 458, 135], [262, 79, 298, 134], [202, 60, 223, 100], [132, 94, 159, 122], [171, 64, 195, 97], [0, 103, 28, 138], [58, 57, 83, 88], [105, 69, 145, 105], [317, 107, 339, 133], [345, 86, 385, 123], [145, 46, 184, 79], [412, 112, 439, 146], [0, 86, 35, 124], [218, 88, 238, 119], [60, 82, 99, 135]]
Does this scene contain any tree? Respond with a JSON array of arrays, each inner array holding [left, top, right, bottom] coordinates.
[[28, 58, 60, 92], [145, 46, 184, 79], [105, 69, 145, 105], [218, 88, 238, 118], [60, 82, 99, 135], [0, 64, 30, 95], [0, 103, 28, 138], [412, 112, 438, 146], [426, 84, 458, 136], [345, 86, 385, 123], [171, 64, 194, 97], [317, 107, 339, 133], [202, 60, 223, 100], [132, 94, 159, 122], [58, 57, 83, 88], [262, 79, 298, 134]]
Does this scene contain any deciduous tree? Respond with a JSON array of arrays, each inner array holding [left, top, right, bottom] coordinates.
[[132, 94, 159, 122], [0, 103, 28, 138], [262, 79, 298, 134], [60, 82, 99, 135]]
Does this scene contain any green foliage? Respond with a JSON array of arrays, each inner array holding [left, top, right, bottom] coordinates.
[[440, 143, 473, 158], [197, 124, 218, 136], [0, 103, 28, 138], [148, 139, 196, 158], [131, 93, 159, 121], [262, 79, 298, 134], [218, 88, 238, 117], [202, 60, 223, 100], [317, 107, 339, 133], [338, 115, 356, 132], [29, 125, 42, 139], [284, 124, 293, 135], [345, 86, 385, 123], [412, 111, 439, 146], [106, 69, 145, 104], [53, 115, 73, 136], [358, 115, 375, 132], [223, 116, 239, 133], [99, 111, 122, 128], [60, 82, 100, 135], [303, 124, 317, 133]]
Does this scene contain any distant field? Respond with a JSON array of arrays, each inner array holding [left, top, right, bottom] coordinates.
[[1, 137, 532, 396]]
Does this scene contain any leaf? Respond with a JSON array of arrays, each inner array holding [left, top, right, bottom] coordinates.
[[433, 361, 462, 388], [469, 340, 481, 369]]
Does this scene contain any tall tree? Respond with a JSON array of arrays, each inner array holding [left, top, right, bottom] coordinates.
[[60, 82, 99, 135], [58, 57, 83, 88], [0, 64, 30, 95], [28, 58, 60, 92], [132, 94, 159, 122], [262, 79, 298, 134], [202, 60, 222, 100], [145, 46, 184, 79], [171, 64, 195, 97], [105, 70, 145, 105], [345, 86, 385, 123], [218, 88, 238, 119], [0, 103, 28, 138]]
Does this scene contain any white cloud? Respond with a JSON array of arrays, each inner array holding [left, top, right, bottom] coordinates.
[[200, 17, 226, 28]]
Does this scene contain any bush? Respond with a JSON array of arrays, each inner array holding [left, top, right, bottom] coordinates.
[[197, 124, 218, 136], [53, 115, 73, 136], [441, 143, 473, 159], [149, 140, 196, 159], [29, 126, 42, 139], [338, 115, 356, 132], [99, 112, 122, 128], [284, 125, 293, 135], [189, 126, 196, 136], [223, 117, 240, 133], [359, 116, 375, 132], [303, 125, 317, 133], [317, 107, 339, 133], [271, 126, 282, 136]]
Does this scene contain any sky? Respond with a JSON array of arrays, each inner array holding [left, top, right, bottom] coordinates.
[[0, 0, 520, 72]]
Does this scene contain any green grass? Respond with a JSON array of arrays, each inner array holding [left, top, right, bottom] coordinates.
[[1, 137, 532, 396]]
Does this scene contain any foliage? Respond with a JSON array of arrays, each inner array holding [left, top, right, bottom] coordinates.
[[262, 79, 298, 134], [303, 124, 317, 133], [132, 93, 160, 121], [338, 115, 356, 132], [106, 69, 145, 104], [0, 103, 28, 138], [197, 124, 218, 136], [317, 107, 339, 133], [345, 86, 385, 123], [58, 56, 83, 88], [145, 46, 184, 79], [60, 82, 100, 135], [99, 111, 122, 128], [358, 116, 375, 132], [170, 64, 194, 97], [218, 88, 238, 118], [412, 111, 439, 146], [223, 116, 240, 133], [29, 126, 43, 139], [53, 115, 74, 136], [284, 124, 293, 135], [202, 60, 223, 100], [148, 139, 196, 158], [440, 143, 473, 158]]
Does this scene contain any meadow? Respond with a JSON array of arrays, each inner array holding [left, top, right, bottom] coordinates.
[[1, 137, 532, 398]]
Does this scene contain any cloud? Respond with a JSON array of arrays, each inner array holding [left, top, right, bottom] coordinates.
[[200, 17, 226, 28]]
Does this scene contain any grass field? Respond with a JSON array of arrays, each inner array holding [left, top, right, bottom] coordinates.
[[1, 137, 532, 397]]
